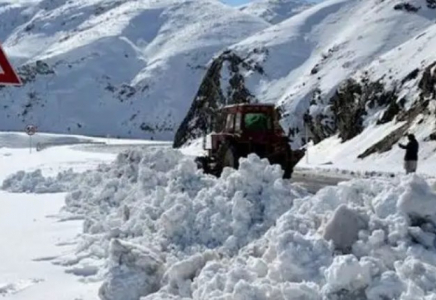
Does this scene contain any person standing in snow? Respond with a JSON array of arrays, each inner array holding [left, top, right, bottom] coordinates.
[[399, 134, 419, 174]]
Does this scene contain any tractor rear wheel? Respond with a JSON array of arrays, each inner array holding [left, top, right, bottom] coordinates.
[[216, 142, 239, 176]]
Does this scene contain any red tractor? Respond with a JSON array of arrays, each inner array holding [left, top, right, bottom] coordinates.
[[195, 103, 305, 178]]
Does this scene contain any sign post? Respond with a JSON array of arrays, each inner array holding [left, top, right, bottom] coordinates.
[[26, 125, 37, 153]]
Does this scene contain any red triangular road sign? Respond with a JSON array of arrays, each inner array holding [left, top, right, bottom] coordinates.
[[0, 43, 22, 86]]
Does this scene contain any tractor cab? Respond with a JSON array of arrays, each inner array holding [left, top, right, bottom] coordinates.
[[197, 103, 305, 178]]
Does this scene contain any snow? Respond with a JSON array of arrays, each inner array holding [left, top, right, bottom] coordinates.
[[0, 139, 422, 300], [209, 0, 435, 149], [0, 191, 105, 300], [0, 131, 174, 299], [0, 135, 119, 299], [322, 204, 368, 252], [297, 21, 436, 176], [293, 18, 436, 176], [298, 116, 436, 177], [0, 0, 268, 140], [3, 130, 436, 299], [179, 137, 207, 157], [1, 0, 436, 298], [2, 168, 78, 193], [1, 0, 435, 179], [239, 0, 312, 24], [226, 0, 436, 175]]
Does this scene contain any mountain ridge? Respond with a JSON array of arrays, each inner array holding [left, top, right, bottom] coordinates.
[[0, 0, 268, 139]]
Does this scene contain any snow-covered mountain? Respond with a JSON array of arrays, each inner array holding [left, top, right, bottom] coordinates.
[[2, 0, 436, 169], [0, 0, 268, 139], [175, 0, 436, 161], [239, 0, 312, 24]]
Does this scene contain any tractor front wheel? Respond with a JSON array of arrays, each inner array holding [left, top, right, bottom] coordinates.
[[282, 148, 294, 179], [216, 142, 239, 176]]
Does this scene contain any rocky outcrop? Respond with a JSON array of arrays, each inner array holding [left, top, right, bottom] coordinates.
[[330, 79, 367, 142], [394, 3, 420, 12], [427, 0, 436, 8], [357, 123, 409, 159], [393, 0, 436, 11], [355, 62, 436, 159], [419, 62, 436, 99], [173, 49, 266, 148], [305, 77, 399, 144], [305, 61, 436, 159]]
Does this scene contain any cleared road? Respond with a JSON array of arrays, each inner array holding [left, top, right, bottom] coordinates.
[[291, 170, 350, 194]]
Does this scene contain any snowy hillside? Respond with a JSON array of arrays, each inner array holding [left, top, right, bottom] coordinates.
[[175, 0, 436, 152], [298, 20, 436, 175], [239, 0, 312, 24], [0, 0, 268, 139]]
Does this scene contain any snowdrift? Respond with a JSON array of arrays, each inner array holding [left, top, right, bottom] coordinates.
[[2, 168, 78, 193], [30, 147, 436, 300]]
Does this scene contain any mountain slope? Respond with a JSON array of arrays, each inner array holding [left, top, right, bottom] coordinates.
[[239, 0, 312, 24], [0, 0, 268, 139], [297, 21, 436, 174], [175, 0, 436, 148]]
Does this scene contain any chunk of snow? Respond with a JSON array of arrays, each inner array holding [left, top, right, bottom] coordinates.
[[99, 239, 164, 300], [322, 204, 368, 252], [398, 175, 436, 222], [323, 255, 372, 293]]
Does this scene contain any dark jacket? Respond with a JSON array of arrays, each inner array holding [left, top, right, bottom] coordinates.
[[399, 139, 419, 161]]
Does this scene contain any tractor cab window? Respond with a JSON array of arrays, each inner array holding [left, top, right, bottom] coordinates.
[[244, 113, 272, 131], [225, 113, 235, 131], [234, 113, 242, 132]]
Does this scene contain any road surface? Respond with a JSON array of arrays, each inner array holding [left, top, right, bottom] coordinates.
[[291, 170, 350, 194]]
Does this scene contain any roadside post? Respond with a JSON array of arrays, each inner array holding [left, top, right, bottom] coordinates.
[[26, 125, 37, 153], [305, 123, 309, 164]]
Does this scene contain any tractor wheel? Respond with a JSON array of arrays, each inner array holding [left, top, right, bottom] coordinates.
[[216, 142, 239, 176], [283, 163, 293, 179], [282, 148, 293, 179], [195, 156, 210, 174]]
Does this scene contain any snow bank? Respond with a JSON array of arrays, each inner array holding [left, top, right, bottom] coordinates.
[[59, 147, 436, 300], [2, 169, 80, 193], [61, 147, 306, 299]]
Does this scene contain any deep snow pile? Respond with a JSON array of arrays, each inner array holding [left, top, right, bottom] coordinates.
[[2, 168, 80, 193], [59, 147, 436, 300], [62, 147, 307, 300], [0, 0, 267, 140]]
